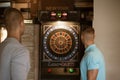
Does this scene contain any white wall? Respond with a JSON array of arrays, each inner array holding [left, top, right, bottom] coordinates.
[[94, 0, 120, 80]]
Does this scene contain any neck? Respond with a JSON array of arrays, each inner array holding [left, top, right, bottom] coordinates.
[[84, 41, 94, 48], [7, 31, 21, 42]]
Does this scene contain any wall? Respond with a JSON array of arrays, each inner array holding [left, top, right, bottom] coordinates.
[[12, 0, 39, 18], [94, 0, 120, 80]]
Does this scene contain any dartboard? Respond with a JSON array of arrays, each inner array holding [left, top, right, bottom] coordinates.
[[43, 25, 78, 61], [50, 31, 72, 54]]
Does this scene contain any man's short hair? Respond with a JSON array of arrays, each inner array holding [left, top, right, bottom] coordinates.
[[81, 27, 95, 35], [4, 8, 23, 29]]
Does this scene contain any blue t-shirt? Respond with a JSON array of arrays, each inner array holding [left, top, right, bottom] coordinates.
[[80, 44, 105, 80]]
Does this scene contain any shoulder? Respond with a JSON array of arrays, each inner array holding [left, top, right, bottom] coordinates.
[[85, 47, 104, 65], [11, 46, 30, 65], [87, 50, 102, 61], [85, 47, 102, 62], [13, 46, 29, 57], [5, 39, 29, 57], [85, 51, 100, 70]]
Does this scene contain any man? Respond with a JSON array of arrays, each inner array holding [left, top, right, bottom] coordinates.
[[0, 8, 30, 80], [80, 27, 105, 80]]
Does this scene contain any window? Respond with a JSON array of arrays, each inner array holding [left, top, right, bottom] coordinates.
[[0, 27, 7, 42]]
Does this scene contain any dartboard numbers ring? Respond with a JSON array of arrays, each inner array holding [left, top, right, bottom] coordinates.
[[43, 25, 78, 61]]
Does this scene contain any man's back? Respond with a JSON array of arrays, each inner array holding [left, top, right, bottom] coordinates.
[[80, 44, 106, 80], [0, 38, 30, 80]]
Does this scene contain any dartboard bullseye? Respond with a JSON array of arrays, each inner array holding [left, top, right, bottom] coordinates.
[[43, 25, 78, 61]]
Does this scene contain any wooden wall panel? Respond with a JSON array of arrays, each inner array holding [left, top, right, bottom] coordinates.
[[40, 0, 74, 10]]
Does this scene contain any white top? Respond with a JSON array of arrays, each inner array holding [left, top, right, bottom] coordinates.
[[0, 38, 30, 80]]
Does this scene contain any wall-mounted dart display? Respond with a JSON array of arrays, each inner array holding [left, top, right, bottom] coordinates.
[[38, 11, 82, 80]]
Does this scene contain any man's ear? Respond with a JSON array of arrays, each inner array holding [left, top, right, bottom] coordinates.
[[20, 21, 24, 26], [93, 34, 95, 38], [19, 20, 25, 34]]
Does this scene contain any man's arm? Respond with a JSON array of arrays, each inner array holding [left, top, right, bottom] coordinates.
[[87, 69, 98, 80]]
